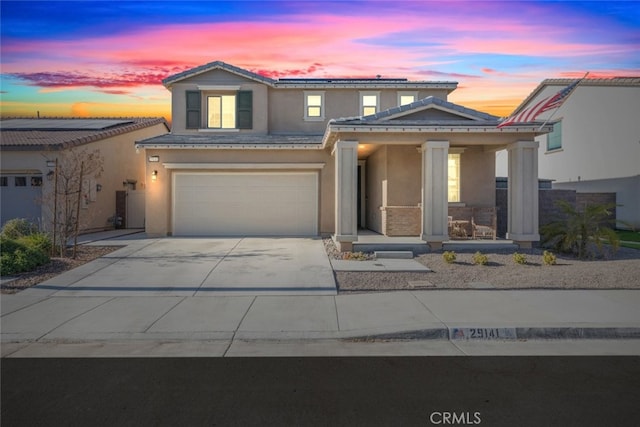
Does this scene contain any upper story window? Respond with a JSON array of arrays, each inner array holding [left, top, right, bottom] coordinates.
[[547, 121, 562, 151], [185, 90, 253, 130], [448, 153, 461, 203], [360, 91, 379, 116], [398, 92, 417, 106], [207, 95, 236, 129], [304, 91, 325, 121]]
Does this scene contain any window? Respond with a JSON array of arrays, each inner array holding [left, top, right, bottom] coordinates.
[[398, 92, 417, 106], [207, 95, 236, 128], [448, 154, 461, 203], [360, 92, 379, 116], [186, 90, 252, 130], [547, 121, 562, 151], [0, 177, 7, 187], [31, 176, 43, 187], [14, 177, 27, 187], [304, 92, 324, 120]]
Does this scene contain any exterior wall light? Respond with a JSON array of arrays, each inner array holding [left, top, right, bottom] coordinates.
[[148, 155, 160, 162], [152, 170, 158, 182]]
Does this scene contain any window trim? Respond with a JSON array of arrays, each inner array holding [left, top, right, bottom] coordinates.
[[206, 94, 237, 129], [397, 91, 418, 106], [546, 120, 563, 152], [359, 91, 380, 116], [447, 153, 461, 203], [304, 91, 325, 121]]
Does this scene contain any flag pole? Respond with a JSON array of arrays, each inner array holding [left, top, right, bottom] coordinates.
[[537, 72, 589, 131]]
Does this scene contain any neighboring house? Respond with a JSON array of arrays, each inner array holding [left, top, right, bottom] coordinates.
[[136, 61, 551, 250], [499, 77, 640, 229], [0, 117, 169, 232]]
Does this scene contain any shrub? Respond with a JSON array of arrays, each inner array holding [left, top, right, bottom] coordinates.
[[543, 250, 557, 266], [513, 252, 527, 265], [442, 251, 456, 264], [540, 200, 620, 259], [0, 234, 50, 276], [1, 218, 39, 239], [472, 251, 489, 265], [17, 232, 52, 254]]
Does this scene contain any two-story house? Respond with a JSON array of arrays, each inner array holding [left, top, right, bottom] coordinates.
[[502, 78, 639, 229], [136, 61, 550, 250]]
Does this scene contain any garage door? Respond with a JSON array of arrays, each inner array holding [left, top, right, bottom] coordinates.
[[173, 172, 318, 236]]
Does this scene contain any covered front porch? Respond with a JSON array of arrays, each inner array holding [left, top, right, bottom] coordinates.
[[322, 97, 552, 252]]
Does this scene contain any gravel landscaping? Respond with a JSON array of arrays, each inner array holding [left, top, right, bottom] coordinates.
[[0, 246, 121, 294], [324, 238, 640, 293]]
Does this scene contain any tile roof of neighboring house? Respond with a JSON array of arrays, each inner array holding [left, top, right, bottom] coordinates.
[[0, 117, 169, 151], [332, 96, 500, 124], [510, 77, 640, 117], [162, 60, 458, 91], [135, 133, 324, 149]]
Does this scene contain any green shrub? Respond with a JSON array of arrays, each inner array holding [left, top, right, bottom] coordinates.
[[17, 232, 52, 254], [543, 250, 557, 266], [540, 200, 619, 259], [472, 251, 489, 265], [1, 218, 39, 239], [513, 252, 527, 265], [442, 251, 457, 264], [0, 234, 50, 276]]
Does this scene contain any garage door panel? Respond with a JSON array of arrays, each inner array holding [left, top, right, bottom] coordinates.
[[173, 172, 318, 236]]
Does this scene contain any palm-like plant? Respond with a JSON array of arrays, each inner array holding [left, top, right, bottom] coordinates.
[[540, 200, 619, 259]]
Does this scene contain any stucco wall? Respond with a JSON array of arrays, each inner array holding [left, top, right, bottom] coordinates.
[[170, 69, 269, 134], [386, 146, 422, 206], [1, 123, 167, 233], [142, 147, 335, 236], [459, 147, 496, 207]]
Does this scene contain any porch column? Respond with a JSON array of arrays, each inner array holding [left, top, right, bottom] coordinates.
[[333, 140, 358, 251], [421, 140, 449, 249], [507, 140, 540, 248]]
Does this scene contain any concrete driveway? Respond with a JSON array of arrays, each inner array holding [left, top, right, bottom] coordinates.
[[32, 237, 337, 296]]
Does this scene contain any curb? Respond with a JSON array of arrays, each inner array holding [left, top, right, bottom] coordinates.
[[342, 326, 640, 342]]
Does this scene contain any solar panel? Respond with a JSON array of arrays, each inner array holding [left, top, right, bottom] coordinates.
[[0, 119, 134, 130]]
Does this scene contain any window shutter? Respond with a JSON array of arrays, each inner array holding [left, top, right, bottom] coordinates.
[[236, 90, 253, 129], [186, 91, 201, 129]]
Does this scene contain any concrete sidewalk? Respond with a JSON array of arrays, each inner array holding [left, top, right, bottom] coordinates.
[[2, 288, 639, 357]]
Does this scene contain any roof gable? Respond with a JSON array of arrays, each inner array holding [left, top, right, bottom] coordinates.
[[511, 77, 640, 116], [163, 61, 276, 88], [334, 96, 499, 124]]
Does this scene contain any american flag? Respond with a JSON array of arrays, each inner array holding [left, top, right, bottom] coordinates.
[[497, 75, 587, 128]]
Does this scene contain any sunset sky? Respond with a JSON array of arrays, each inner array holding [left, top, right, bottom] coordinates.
[[1, 1, 638, 121]]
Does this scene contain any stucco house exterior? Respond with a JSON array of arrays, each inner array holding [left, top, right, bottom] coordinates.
[[0, 117, 169, 232], [136, 61, 551, 250], [497, 77, 640, 229]]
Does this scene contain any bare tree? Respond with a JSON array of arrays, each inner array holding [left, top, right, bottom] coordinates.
[[45, 148, 104, 257]]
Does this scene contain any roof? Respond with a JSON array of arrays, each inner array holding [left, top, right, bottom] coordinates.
[[0, 117, 169, 151], [135, 133, 324, 149], [332, 96, 500, 124], [510, 77, 640, 117], [162, 60, 458, 91]]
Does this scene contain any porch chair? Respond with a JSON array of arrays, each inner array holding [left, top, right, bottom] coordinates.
[[471, 207, 497, 240]]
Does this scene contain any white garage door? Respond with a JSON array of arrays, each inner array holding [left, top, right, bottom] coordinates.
[[173, 172, 318, 236]]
